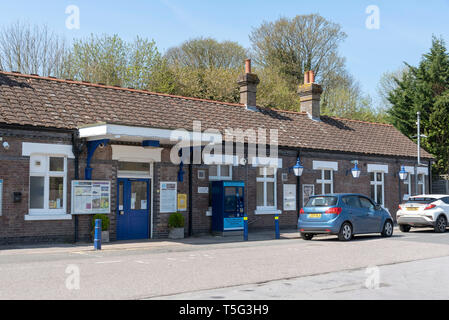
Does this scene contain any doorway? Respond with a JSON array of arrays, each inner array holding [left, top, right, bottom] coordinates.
[[117, 178, 151, 241]]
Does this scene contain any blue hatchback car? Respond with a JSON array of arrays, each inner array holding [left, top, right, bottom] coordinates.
[[298, 194, 394, 241]]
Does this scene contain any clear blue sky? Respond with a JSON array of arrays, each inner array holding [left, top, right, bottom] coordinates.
[[1, 0, 449, 106]]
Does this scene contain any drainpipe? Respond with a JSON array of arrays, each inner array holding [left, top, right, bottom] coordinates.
[[428, 160, 433, 194], [72, 130, 81, 243], [296, 152, 301, 220], [188, 162, 193, 237]]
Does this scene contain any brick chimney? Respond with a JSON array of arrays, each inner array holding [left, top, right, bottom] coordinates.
[[298, 70, 323, 120], [238, 59, 260, 108]]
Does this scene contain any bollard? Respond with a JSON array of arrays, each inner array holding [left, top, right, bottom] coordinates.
[[243, 215, 248, 241], [275, 214, 280, 239], [94, 219, 102, 250]]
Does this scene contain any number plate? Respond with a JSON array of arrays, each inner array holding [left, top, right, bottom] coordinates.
[[309, 214, 322, 218], [407, 207, 419, 211]]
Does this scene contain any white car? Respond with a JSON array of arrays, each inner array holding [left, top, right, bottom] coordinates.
[[397, 195, 449, 233]]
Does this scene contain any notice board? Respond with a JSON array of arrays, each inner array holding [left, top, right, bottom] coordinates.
[[71, 181, 111, 215], [160, 182, 178, 213]]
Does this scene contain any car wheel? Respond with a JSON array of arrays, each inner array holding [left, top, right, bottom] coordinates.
[[399, 225, 411, 233], [382, 220, 394, 237], [434, 215, 447, 233], [301, 233, 314, 241], [338, 223, 353, 241]]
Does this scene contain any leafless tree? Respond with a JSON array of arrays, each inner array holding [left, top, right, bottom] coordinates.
[[0, 21, 69, 77]]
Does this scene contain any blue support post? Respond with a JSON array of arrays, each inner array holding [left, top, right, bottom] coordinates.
[[94, 219, 102, 250], [275, 214, 280, 239], [243, 215, 248, 241]]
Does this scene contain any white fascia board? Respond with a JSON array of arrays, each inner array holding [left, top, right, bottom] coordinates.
[[203, 154, 239, 166], [111, 145, 162, 163], [79, 124, 222, 144], [367, 164, 389, 173], [313, 161, 339, 171], [403, 166, 429, 175], [22, 143, 75, 158], [252, 157, 283, 169], [417, 167, 429, 175]]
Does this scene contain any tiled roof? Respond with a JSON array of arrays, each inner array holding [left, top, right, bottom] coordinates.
[[0, 71, 432, 159]]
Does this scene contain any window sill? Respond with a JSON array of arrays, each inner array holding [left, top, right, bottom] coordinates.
[[25, 214, 72, 221], [255, 209, 282, 215]]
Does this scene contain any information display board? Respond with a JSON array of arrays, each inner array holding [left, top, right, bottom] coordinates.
[[283, 184, 297, 211], [160, 182, 178, 213], [71, 181, 111, 215]]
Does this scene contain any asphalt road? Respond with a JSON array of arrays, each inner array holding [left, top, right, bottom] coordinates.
[[1, 228, 449, 300]]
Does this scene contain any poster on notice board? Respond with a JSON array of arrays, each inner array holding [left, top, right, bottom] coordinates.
[[71, 181, 111, 215]]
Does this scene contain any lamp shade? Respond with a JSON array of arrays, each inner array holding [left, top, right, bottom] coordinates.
[[399, 166, 409, 181], [351, 164, 361, 179], [293, 158, 304, 177]]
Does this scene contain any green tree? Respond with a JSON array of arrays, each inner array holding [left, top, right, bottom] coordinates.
[[63, 34, 174, 92], [388, 36, 449, 174], [165, 37, 247, 69], [250, 14, 381, 121], [164, 38, 247, 102]]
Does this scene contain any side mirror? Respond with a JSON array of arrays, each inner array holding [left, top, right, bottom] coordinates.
[[375, 204, 382, 211]]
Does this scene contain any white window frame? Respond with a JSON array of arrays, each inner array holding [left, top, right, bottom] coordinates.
[[417, 173, 426, 195], [28, 155, 68, 216], [317, 169, 334, 195], [403, 174, 412, 201], [209, 164, 233, 181], [370, 171, 385, 206], [255, 167, 281, 215]]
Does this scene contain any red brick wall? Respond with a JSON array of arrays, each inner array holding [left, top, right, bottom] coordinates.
[[0, 128, 430, 244]]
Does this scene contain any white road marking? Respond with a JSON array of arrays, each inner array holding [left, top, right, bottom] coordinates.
[[95, 261, 122, 265]]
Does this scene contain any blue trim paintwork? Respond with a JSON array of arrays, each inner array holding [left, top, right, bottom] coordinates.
[[142, 140, 160, 148], [85, 139, 110, 180], [211, 181, 245, 233], [116, 178, 151, 241]]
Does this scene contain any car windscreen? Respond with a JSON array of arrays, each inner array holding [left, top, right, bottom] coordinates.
[[407, 197, 436, 204], [306, 196, 338, 207]]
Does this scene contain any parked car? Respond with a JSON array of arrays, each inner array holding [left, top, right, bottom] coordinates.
[[397, 195, 449, 233], [298, 194, 394, 241]]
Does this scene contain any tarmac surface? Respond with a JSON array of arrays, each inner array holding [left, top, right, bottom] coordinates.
[[1, 228, 448, 300]]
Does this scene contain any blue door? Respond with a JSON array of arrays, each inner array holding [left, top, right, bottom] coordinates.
[[117, 178, 150, 241]]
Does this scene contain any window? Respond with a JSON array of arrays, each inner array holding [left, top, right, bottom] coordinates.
[[306, 196, 338, 207], [209, 165, 232, 181], [403, 174, 412, 200], [256, 167, 278, 213], [317, 169, 333, 195], [370, 172, 384, 206], [417, 174, 426, 195], [359, 197, 375, 210], [342, 196, 362, 208], [29, 155, 67, 214]]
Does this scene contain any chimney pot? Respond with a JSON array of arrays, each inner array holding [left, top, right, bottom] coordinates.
[[298, 71, 322, 120], [309, 70, 315, 84], [245, 59, 252, 74], [304, 71, 310, 84], [238, 59, 260, 108]]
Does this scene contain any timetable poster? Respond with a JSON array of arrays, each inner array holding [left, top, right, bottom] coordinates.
[[72, 181, 111, 215]]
